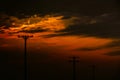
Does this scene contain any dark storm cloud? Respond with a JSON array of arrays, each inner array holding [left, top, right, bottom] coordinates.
[[105, 50, 120, 56], [0, 14, 19, 28], [0, 30, 4, 33], [74, 40, 120, 56], [104, 40, 120, 56], [75, 40, 120, 51], [49, 0, 118, 15], [75, 47, 101, 51], [0, 0, 120, 36], [104, 40, 120, 47], [46, 13, 120, 39], [19, 28, 48, 33], [0, 0, 118, 16]]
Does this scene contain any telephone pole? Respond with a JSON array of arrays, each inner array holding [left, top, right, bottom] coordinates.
[[91, 65, 96, 80], [69, 56, 79, 80], [18, 35, 33, 80]]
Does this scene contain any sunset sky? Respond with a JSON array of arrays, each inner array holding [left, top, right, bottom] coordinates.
[[1, 0, 120, 80]]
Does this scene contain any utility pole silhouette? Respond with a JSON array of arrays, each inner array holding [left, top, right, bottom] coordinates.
[[18, 35, 33, 80], [116, 63, 120, 80], [91, 65, 96, 80], [69, 56, 79, 80]]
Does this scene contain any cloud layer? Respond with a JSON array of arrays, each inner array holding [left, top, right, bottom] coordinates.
[[1, 13, 120, 40], [105, 50, 120, 56], [0, 14, 79, 34], [46, 13, 120, 39]]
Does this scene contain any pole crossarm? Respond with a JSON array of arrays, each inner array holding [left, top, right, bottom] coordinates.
[[18, 35, 33, 40], [69, 56, 79, 63]]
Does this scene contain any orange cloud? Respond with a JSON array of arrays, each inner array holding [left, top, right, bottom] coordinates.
[[0, 14, 80, 35]]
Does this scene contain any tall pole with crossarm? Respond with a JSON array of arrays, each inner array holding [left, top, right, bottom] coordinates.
[[69, 56, 79, 80], [18, 35, 33, 80], [91, 65, 96, 80]]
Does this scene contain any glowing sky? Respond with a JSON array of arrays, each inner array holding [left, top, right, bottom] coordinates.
[[0, 13, 120, 62], [1, 0, 120, 80]]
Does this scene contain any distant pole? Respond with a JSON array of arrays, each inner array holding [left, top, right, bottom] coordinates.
[[117, 63, 120, 80], [91, 65, 96, 80], [18, 35, 33, 80], [69, 56, 79, 80]]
